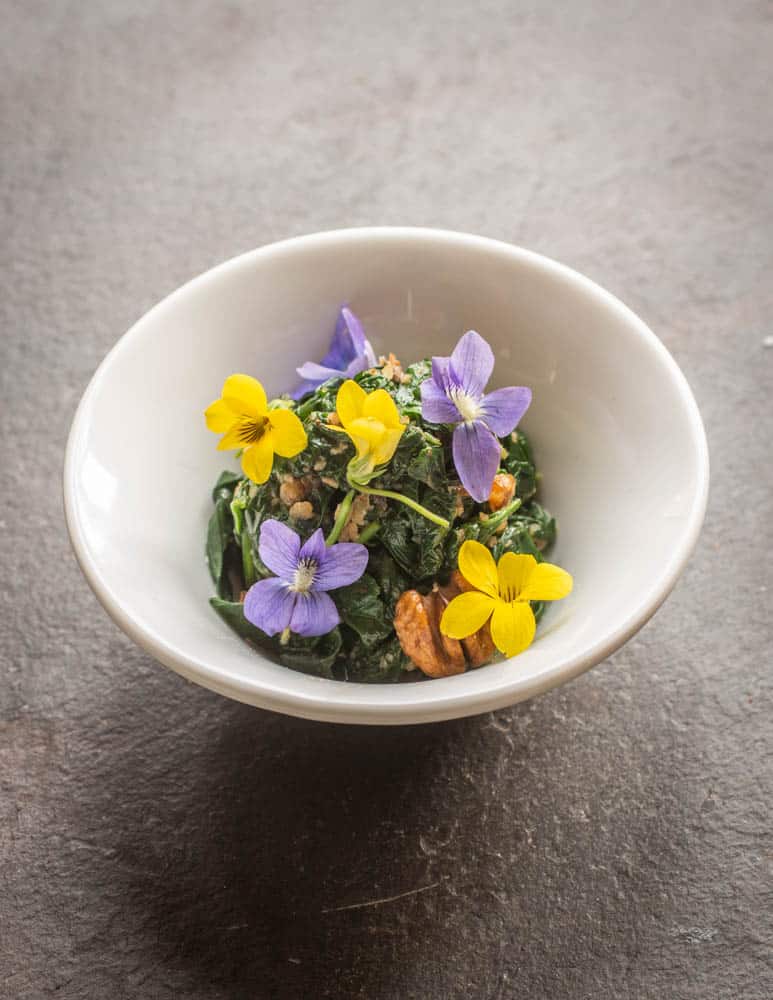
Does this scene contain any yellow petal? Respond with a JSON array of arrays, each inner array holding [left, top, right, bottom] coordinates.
[[458, 540, 498, 598], [204, 398, 236, 433], [268, 408, 307, 458], [440, 591, 496, 639], [216, 418, 264, 451], [347, 416, 385, 457], [490, 600, 536, 657], [221, 374, 268, 418], [497, 552, 537, 602], [371, 425, 405, 466], [336, 380, 366, 429], [240, 434, 274, 484], [518, 562, 573, 602], [363, 388, 401, 429]]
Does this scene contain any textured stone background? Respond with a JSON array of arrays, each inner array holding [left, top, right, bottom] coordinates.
[[2, 2, 772, 998]]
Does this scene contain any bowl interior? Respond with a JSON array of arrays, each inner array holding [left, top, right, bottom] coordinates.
[[65, 229, 708, 723]]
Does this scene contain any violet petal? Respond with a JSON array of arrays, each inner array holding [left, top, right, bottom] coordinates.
[[292, 306, 375, 400], [340, 307, 377, 366], [243, 577, 296, 636], [298, 527, 327, 566], [480, 386, 532, 437], [323, 308, 357, 370], [452, 420, 502, 503], [421, 378, 462, 424], [295, 360, 348, 382], [431, 355, 452, 390], [289, 590, 341, 637], [342, 357, 370, 380], [449, 331, 494, 397], [291, 378, 323, 401], [313, 542, 369, 591], [258, 519, 301, 582]]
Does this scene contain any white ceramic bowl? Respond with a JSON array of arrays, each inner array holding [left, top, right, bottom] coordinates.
[[64, 228, 709, 724]]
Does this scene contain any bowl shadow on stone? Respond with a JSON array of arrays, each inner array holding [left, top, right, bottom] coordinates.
[[88, 686, 485, 996], [70, 657, 691, 998]]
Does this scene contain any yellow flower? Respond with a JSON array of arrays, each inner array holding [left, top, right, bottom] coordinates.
[[205, 374, 307, 484], [333, 379, 406, 482], [440, 540, 572, 658]]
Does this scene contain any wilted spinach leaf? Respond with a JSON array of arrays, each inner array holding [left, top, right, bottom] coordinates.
[[210, 598, 273, 648], [279, 628, 342, 679], [207, 498, 234, 595], [344, 633, 413, 683], [211, 469, 242, 503], [502, 429, 537, 501], [333, 573, 393, 647]]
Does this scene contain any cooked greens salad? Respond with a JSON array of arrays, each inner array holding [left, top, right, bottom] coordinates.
[[204, 307, 572, 682]]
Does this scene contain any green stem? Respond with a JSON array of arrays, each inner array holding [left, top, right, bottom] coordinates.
[[351, 479, 450, 530], [241, 525, 257, 588], [478, 497, 522, 542], [230, 498, 244, 539], [295, 396, 318, 421], [357, 520, 381, 544], [325, 489, 355, 546]]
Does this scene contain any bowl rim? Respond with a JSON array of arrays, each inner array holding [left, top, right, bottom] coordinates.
[[63, 226, 710, 724]]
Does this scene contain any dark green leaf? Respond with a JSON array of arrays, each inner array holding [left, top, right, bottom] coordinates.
[[343, 633, 413, 683], [210, 598, 274, 648], [333, 573, 393, 647], [502, 429, 537, 501], [211, 469, 243, 503], [280, 628, 342, 679], [206, 498, 233, 588]]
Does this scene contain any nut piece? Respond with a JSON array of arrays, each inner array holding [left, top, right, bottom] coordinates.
[[394, 590, 466, 678], [289, 500, 314, 521], [378, 352, 408, 384], [279, 476, 310, 506], [487, 473, 516, 511], [437, 571, 496, 669], [460, 624, 496, 669], [337, 493, 372, 542]]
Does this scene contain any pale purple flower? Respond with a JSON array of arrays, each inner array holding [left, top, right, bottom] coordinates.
[[244, 520, 368, 638], [292, 306, 376, 400], [420, 331, 532, 503]]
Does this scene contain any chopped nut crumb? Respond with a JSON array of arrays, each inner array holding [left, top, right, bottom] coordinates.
[[279, 477, 309, 506], [289, 500, 314, 520], [377, 352, 406, 384], [448, 484, 467, 520], [337, 493, 372, 541], [313, 457, 327, 472]]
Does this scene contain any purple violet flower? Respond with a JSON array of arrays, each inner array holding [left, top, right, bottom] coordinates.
[[420, 331, 532, 503], [244, 520, 368, 638], [292, 306, 376, 400]]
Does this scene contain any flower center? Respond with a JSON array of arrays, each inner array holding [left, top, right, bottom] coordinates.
[[237, 416, 268, 445], [290, 557, 317, 593], [449, 387, 482, 423]]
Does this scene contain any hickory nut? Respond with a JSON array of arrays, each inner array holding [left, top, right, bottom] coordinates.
[[394, 570, 496, 677], [393, 590, 466, 678]]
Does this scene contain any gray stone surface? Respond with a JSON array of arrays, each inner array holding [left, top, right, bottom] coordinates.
[[2, 1, 772, 997]]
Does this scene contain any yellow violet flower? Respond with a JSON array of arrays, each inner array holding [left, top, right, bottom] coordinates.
[[205, 374, 307, 484], [440, 540, 573, 658], [333, 379, 406, 483]]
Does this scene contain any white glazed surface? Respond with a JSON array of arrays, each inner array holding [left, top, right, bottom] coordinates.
[[63, 228, 709, 724]]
